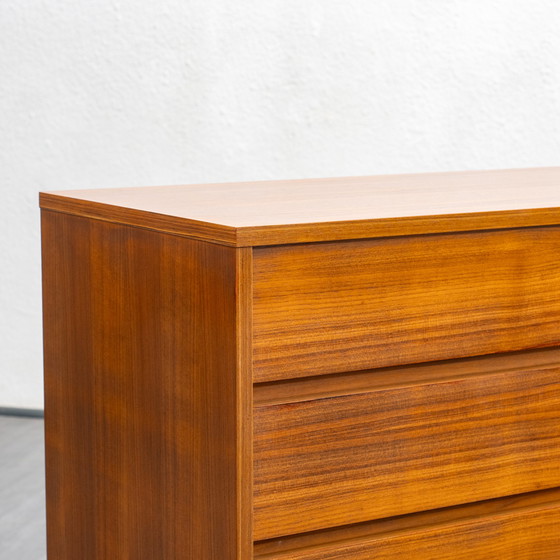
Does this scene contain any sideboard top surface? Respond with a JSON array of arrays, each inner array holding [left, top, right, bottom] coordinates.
[[40, 166, 560, 246]]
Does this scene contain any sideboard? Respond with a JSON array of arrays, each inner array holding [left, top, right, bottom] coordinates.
[[41, 167, 560, 559]]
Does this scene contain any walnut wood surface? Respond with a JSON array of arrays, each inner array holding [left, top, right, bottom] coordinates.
[[253, 489, 560, 559], [40, 167, 560, 246], [253, 226, 560, 381], [41, 211, 252, 559], [253, 351, 560, 539], [253, 347, 560, 406], [40, 168, 560, 556]]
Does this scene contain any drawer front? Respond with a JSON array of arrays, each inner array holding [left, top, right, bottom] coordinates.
[[253, 491, 560, 560], [253, 226, 560, 382], [253, 351, 560, 540]]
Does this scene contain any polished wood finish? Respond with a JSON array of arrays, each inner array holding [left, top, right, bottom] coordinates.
[[253, 489, 560, 559], [40, 166, 560, 246], [253, 226, 560, 381], [253, 346, 560, 406], [41, 211, 252, 559], [40, 167, 560, 559], [253, 349, 560, 539]]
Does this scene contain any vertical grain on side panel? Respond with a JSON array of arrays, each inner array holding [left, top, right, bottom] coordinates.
[[41, 210, 252, 559], [236, 248, 254, 559]]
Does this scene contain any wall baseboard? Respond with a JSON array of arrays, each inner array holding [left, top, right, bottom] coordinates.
[[0, 407, 44, 418]]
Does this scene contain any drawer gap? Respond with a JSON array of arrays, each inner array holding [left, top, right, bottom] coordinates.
[[253, 488, 560, 558], [254, 346, 560, 407]]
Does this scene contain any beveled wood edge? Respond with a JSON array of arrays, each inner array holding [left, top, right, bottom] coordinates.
[[241, 207, 560, 246], [39, 193, 239, 246], [40, 192, 560, 247], [236, 247, 254, 557], [253, 488, 560, 557]]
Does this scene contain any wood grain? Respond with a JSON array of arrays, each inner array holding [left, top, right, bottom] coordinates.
[[253, 226, 560, 381], [235, 247, 254, 559], [253, 489, 560, 560], [253, 351, 560, 539], [253, 347, 560, 406], [41, 210, 252, 559], [40, 167, 560, 246], [41, 168, 560, 555]]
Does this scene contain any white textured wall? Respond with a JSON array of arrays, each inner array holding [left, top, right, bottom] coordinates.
[[1, 1, 560, 409]]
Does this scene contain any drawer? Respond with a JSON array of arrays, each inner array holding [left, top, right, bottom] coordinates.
[[254, 488, 560, 560], [253, 348, 560, 540], [252, 227, 560, 382]]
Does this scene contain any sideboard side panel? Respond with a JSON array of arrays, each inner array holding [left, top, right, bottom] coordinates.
[[41, 210, 252, 559]]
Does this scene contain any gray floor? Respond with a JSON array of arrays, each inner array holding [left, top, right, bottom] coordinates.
[[0, 415, 46, 560]]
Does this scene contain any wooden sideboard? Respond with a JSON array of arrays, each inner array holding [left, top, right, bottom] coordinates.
[[40, 167, 560, 559]]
